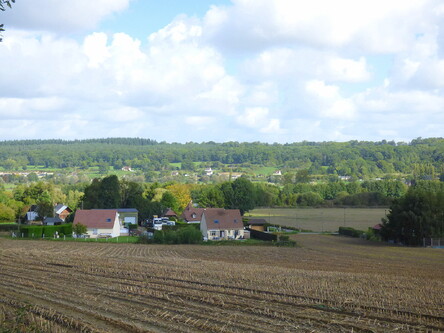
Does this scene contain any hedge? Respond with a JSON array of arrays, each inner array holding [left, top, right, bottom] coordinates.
[[0, 224, 19, 232], [18, 224, 73, 238], [338, 226, 365, 238]]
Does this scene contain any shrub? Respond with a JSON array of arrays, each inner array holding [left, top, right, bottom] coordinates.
[[176, 226, 202, 244], [339, 226, 365, 238]]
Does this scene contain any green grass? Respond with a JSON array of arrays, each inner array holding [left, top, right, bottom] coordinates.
[[251, 166, 277, 176], [247, 207, 387, 232]]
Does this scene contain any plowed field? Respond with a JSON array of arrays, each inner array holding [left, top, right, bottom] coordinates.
[[1, 235, 443, 332]]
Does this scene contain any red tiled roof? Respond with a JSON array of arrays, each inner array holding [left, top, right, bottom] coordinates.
[[203, 209, 242, 230], [181, 203, 205, 222], [164, 208, 177, 217], [73, 209, 118, 229]]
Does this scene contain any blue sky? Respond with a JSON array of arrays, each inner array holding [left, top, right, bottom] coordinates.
[[0, 0, 443, 143]]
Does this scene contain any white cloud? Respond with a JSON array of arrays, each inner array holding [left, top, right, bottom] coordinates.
[[204, 0, 438, 53], [236, 107, 284, 134], [0, 0, 443, 143], [305, 80, 356, 119], [3, 0, 130, 33]]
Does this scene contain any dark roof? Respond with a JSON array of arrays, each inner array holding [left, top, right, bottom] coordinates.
[[54, 204, 72, 215], [202, 209, 243, 230], [74, 210, 119, 229], [247, 218, 267, 225], [44, 217, 64, 224]]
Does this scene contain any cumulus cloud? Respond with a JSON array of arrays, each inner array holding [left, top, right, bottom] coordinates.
[[204, 0, 438, 53], [0, 0, 443, 142]]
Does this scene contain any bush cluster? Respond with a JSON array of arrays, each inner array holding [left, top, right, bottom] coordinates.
[[338, 226, 365, 238], [139, 226, 202, 244]]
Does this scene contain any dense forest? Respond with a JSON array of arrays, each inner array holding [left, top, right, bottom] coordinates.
[[0, 137, 443, 181]]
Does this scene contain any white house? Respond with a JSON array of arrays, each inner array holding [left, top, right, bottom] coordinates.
[[73, 209, 121, 238], [200, 208, 244, 241]]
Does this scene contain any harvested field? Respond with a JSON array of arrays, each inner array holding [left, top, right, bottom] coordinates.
[[248, 207, 387, 232], [0, 236, 443, 332]]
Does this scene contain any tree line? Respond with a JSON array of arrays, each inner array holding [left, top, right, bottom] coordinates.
[[0, 138, 443, 180]]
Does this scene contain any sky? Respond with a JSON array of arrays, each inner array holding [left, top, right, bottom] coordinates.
[[1, 0, 444, 143]]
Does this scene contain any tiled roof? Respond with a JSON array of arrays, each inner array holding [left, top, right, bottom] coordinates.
[[181, 203, 205, 222], [203, 209, 243, 230], [73, 210, 118, 229], [164, 208, 177, 217]]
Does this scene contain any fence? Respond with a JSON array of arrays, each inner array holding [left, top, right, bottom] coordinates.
[[247, 228, 277, 241], [423, 238, 444, 248]]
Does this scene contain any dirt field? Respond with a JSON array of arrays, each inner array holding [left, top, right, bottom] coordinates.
[[0, 236, 443, 332], [247, 207, 387, 232]]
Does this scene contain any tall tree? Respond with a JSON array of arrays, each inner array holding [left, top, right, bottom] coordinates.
[[381, 187, 444, 245]]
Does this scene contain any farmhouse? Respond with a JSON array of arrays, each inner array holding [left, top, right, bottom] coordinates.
[[200, 208, 244, 241], [73, 209, 121, 238]]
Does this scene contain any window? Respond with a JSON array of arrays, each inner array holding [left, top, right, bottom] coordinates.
[[214, 220, 219, 224], [234, 219, 237, 223], [210, 231, 217, 237], [106, 218, 111, 222]]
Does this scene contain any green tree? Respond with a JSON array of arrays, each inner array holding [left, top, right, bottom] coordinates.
[[230, 177, 256, 215], [381, 187, 444, 245], [72, 223, 87, 237]]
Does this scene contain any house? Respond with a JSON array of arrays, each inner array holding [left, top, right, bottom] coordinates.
[[121, 166, 133, 172], [246, 218, 267, 232], [163, 208, 178, 219], [25, 205, 40, 223], [54, 204, 72, 221], [200, 209, 244, 241], [73, 209, 121, 238], [273, 170, 282, 176], [181, 202, 205, 224], [205, 168, 213, 176]]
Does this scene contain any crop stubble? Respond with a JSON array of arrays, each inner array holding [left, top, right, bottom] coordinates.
[[0, 235, 443, 332]]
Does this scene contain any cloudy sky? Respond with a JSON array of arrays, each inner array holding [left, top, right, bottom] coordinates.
[[1, 0, 443, 143]]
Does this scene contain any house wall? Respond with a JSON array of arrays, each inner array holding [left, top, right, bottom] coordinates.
[[200, 215, 208, 240], [119, 212, 138, 225], [249, 225, 265, 232], [206, 228, 244, 240], [58, 210, 70, 221], [86, 215, 121, 238]]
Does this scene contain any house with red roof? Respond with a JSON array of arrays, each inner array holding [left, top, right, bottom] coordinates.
[[200, 208, 244, 241], [181, 202, 205, 224], [73, 209, 121, 238]]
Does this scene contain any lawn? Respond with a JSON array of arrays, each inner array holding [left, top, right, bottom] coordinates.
[[247, 207, 388, 232]]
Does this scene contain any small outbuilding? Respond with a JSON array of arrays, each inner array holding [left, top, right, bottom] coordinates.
[[246, 218, 268, 232]]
